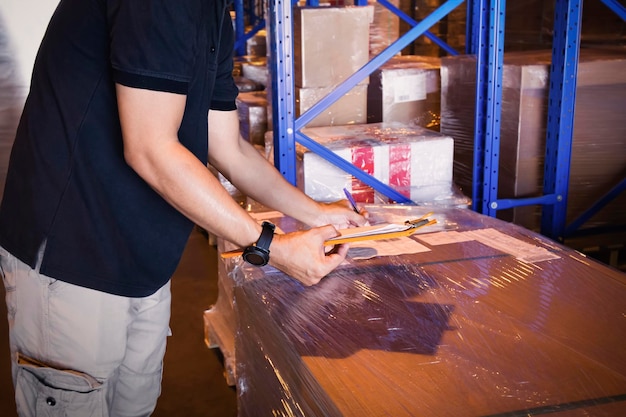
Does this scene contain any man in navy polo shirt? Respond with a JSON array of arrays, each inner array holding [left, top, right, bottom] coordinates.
[[0, 0, 366, 415]]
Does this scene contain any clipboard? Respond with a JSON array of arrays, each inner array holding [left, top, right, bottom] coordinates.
[[220, 213, 436, 259]]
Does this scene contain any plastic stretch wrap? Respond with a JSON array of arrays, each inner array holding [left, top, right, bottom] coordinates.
[[294, 122, 464, 206], [368, 0, 400, 58], [293, 6, 373, 88], [223, 205, 626, 416], [203, 234, 239, 385], [236, 91, 268, 146], [367, 55, 441, 130], [441, 49, 626, 231], [296, 84, 368, 128]]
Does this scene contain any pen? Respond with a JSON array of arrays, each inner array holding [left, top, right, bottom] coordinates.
[[343, 188, 360, 214]]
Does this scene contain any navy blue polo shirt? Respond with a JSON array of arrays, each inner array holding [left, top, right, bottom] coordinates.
[[0, 0, 239, 296]]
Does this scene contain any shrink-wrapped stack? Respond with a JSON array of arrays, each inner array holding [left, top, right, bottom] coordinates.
[[215, 205, 626, 416], [441, 49, 626, 232]]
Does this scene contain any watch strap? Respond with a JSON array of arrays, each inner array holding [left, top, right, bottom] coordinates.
[[255, 221, 275, 252]]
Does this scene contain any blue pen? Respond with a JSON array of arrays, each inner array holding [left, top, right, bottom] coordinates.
[[343, 188, 360, 214]]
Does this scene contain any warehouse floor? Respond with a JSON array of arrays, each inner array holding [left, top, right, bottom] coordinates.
[[0, 46, 238, 415]]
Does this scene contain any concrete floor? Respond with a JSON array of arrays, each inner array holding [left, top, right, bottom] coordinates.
[[0, 22, 237, 416]]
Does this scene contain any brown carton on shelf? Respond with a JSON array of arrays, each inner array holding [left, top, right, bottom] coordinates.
[[294, 6, 373, 88], [367, 55, 441, 130], [226, 205, 626, 416], [241, 56, 269, 89], [246, 29, 266, 57], [236, 91, 268, 147], [440, 49, 626, 232], [295, 123, 457, 205], [296, 84, 368, 128]]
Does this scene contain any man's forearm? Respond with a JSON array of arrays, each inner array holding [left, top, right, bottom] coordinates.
[[208, 109, 323, 226]]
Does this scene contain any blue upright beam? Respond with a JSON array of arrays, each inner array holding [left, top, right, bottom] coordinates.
[[267, 0, 297, 185], [471, 0, 506, 215], [233, 0, 246, 56], [465, 0, 481, 54], [540, 0, 582, 241]]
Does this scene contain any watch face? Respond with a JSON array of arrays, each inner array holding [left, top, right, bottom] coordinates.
[[243, 221, 274, 266], [243, 246, 269, 266]]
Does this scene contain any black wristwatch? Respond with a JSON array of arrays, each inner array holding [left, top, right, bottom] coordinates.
[[242, 221, 275, 266]]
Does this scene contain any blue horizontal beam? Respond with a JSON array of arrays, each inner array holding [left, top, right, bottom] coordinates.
[[600, 0, 626, 21], [233, 20, 266, 55], [564, 177, 626, 236], [376, 0, 460, 56], [491, 194, 559, 211]]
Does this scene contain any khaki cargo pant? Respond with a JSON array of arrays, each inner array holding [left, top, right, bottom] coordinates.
[[0, 245, 171, 417]]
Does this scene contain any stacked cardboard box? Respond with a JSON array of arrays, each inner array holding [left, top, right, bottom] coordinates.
[[296, 123, 458, 205], [240, 56, 269, 89], [367, 55, 441, 129], [236, 91, 268, 146], [440, 49, 626, 232], [293, 6, 373, 127], [245, 29, 267, 57], [296, 85, 368, 128]]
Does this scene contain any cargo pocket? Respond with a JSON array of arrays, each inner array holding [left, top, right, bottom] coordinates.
[[15, 354, 107, 417]]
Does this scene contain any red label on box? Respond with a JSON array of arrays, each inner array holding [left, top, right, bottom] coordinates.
[[351, 146, 375, 203], [389, 144, 411, 199]]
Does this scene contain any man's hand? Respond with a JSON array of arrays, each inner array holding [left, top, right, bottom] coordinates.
[[309, 200, 369, 230], [268, 225, 349, 286]]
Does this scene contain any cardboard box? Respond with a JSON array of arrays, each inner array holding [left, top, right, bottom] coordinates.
[[294, 6, 373, 88], [296, 84, 368, 128], [236, 91, 268, 146], [367, 55, 441, 129], [246, 29, 267, 57], [241, 57, 269, 88], [297, 123, 454, 203], [440, 49, 626, 231]]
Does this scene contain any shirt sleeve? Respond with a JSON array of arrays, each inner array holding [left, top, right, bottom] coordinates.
[[108, 0, 199, 94], [210, 8, 239, 111]]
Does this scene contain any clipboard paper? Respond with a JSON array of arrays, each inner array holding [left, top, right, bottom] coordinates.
[[220, 217, 436, 259]]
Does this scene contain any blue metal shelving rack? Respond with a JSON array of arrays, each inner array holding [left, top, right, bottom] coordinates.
[[249, 0, 624, 242], [234, 0, 265, 56]]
